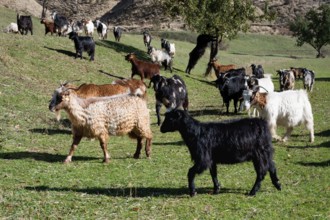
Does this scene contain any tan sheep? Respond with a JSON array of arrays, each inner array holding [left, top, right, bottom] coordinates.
[[49, 90, 152, 163]]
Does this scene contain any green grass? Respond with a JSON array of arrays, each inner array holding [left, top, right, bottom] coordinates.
[[0, 6, 329, 219]]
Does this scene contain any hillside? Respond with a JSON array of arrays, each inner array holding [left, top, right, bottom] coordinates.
[[1, 0, 329, 34]]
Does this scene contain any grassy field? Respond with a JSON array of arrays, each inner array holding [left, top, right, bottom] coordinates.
[[0, 6, 329, 219]]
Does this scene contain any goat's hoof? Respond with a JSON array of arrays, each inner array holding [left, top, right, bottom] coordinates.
[[103, 158, 110, 163], [133, 154, 140, 159], [213, 188, 220, 195], [189, 191, 197, 197], [63, 159, 71, 164]]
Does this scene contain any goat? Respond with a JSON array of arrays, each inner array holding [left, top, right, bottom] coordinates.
[[249, 89, 314, 142], [150, 74, 189, 126], [143, 31, 152, 47], [3, 23, 19, 34], [125, 53, 160, 87], [49, 90, 152, 163], [51, 11, 69, 36], [161, 38, 175, 57], [277, 69, 295, 91], [50, 79, 147, 121], [40, 18, 56, 35], [185, 34, 217, 74], [82, 19, 94, 36], [68, 31, 95, 61], [147, 46, 173, 73], [160, 109, 281, 196], [302, 68, 315, 92], [209, 58, 236, 78], [95, 20, 107, 40], [17, 14, 33, 35], [290, 67, 304, 79], [215, 74, 247, 114], [113, 26, 122, 42], [251, 64, 265, 79]]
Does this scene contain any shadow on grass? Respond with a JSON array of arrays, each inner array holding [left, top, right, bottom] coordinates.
[[0, 151, 99, 163], [95, 40, 149, 60], [315, 129, 330, 137], [29, 128, 71, 135], [98, 70, 125, 80], [287, 140, 329, 149], [184, 74, 216, 87], [25, 185, 247, 197], [296, 160, 330, 167], [44, 46, 76, 58], [315, 78, 330, 82]]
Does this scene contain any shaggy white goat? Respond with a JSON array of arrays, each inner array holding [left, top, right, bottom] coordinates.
[[3, 23, 19, 33], [147, 46, 173, 72], [249, 89, 314, 143]]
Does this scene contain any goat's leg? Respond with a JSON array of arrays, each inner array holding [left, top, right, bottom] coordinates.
[[210, 163, 220, 194], [225, 101, 230, 114], [188, 165, 198, 197], [144, 138, 152, 158], [249, 160, 267, 196], [155, 101, 162, 126], [133, 137, 143, 159], [234, 99, 238, 114], [268, 160, 281, 191], [305, 120, 314, 143], [282, 127, 293, 142], [99, 135, 110, 163], [270, 123, 281, 141], [65, 135, 83, 163]]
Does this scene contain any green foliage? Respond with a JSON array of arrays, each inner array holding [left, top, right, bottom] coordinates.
[[289, 4, 330, 58], [159, 0, 273, 40], [0, 6, 330, 219]]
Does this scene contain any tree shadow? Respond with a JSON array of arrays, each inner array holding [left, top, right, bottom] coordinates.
[[296, 160, 330, 167], [0, 151, 99, 163], [95, 40, 149, 60], [44, 46, 76, 58], [25, 185, 247, 197]]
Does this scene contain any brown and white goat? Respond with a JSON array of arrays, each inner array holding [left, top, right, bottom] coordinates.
[[125, 53, 161, 87], [50, 79, 147, 121], [40, 18, 56, 35], [277, 69, 295, 91], [209, 59, 236, 78], [49, 90, 153, 163]]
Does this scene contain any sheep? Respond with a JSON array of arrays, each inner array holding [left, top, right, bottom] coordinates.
[[68, 31, 95, 61], [125, 53, 161, 88], [302, 68, 315, 92], [251, 64, 265, 79], [150, 74, 189, 126], [95, 20, 107, 40], [147, 46, 173, 73], [40, 18, 56, 36], [17, 14, 33, 35], [277, 69, 295, 91], [160, 109, 281, 196], [49, 89, 153, 163], [3, 22, 19, 34], [185, 34, 217, 74], [113, 26, 122, 42], [50, 79, 147, 121], [143, 31, 152, 47], [249, 89, 314, 142], [82, 19, 94, 36], [209, 58, 236, 78]]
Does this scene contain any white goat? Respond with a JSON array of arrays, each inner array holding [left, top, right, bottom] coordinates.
[[249, 89, 314, 143], [49, 90, 153, 163], [3, 23, 19, 33], [83, 19, 94, 36], [147, 46, 173, 73], [168, 43, 176, 57]]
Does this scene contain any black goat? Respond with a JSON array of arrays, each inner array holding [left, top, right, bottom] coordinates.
[[113, 26, 122, 42], [160, 109, 281, 196], [251, 64, 264, 78], [51, 11, 69, 36], [215, 74, 247, 114], [185, 34, 217, 74], [68, 32, 95, 61], [150, 75, 189, 126], [17, 14, 33, 35]]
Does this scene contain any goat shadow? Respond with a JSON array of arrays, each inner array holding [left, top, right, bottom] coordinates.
[[315, 129, 330, 137], [315, 78, 330, 82], [185, 74, 216, 87], [29, 128, 71, 135], [95, 40, 149, 60], [296, 159, 330, 167], [44, 46, 76, 58], [25, 185, 247, 197], [0, 151, 98, 163]]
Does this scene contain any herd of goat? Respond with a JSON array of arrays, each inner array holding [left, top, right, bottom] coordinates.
[[5, 11, 318, 197]]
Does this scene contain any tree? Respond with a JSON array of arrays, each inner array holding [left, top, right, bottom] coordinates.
[[289, 4, 330, 58], [158, 0, 274, 74]]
